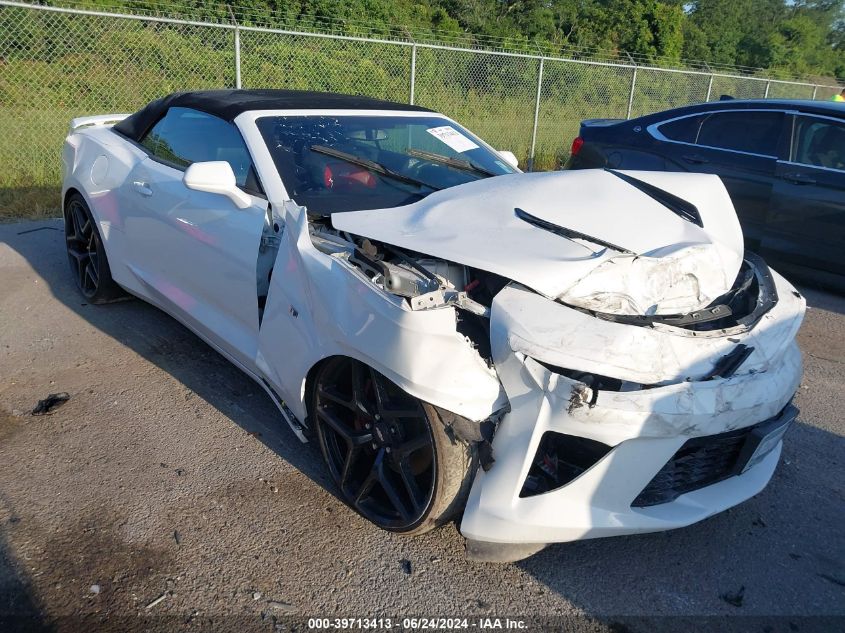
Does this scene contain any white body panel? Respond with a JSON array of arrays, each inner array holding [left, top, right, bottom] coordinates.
[[61, 106, 805, 552], [119, 156, 268, 369]]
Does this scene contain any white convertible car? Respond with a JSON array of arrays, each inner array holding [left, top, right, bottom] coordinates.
[[62, 90, 805, 561]]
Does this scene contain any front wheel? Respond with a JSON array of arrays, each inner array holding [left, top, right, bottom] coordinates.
[[312, 357, 476, 535], [64, 193, 125, 303]]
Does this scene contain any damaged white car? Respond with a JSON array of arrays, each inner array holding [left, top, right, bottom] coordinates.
[[62, 90, 805, 561]]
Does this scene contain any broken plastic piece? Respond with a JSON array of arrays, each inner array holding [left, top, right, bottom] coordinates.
[[705, 344, 754, 379], [31, 392, 70, 416]]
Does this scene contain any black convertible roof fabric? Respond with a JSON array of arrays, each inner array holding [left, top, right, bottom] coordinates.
[[113, 89, 433, 142]]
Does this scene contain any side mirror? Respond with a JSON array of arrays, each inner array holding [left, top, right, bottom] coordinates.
[[498, 150, 519, 169], [183, 161, 252, 209]]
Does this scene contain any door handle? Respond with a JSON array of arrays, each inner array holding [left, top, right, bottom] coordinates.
[[132, 180, 153, 197], [783, 172, 816, 185], [682, 154, 709, 165]]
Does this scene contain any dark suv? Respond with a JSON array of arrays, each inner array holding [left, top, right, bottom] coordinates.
[[566, 99, 845, 290]]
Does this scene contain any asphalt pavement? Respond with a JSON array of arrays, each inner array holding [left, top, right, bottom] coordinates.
[[0, 220, 843, 632]]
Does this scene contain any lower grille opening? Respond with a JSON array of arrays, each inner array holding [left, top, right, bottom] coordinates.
[[632, 404, 795, 507], [632, 431, 747, 507], [520, 432, 612, 498]]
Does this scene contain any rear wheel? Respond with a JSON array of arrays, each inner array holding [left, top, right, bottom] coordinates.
[[64, 193, 125, 303], [312, 357, 476, 535]]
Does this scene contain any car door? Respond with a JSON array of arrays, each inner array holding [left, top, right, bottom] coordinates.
[[650, 109, 784, 250], [122, 107, 269, 371], [767, 113, 845, 276]]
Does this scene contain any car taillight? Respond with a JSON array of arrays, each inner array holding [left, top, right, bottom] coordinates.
[[570, 136, 584, 156]]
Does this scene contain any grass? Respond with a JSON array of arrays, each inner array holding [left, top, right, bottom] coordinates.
[[0, 187, 61, 222], [0, 108, 69, 220]]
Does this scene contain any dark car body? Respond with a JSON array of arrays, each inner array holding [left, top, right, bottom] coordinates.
[[566, 99, 845, 290]]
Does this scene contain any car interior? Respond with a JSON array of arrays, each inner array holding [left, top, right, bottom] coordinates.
[[797, 120, 845, 170], [259, 116, 493, 214]]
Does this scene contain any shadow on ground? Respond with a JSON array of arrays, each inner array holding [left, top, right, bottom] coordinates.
[[0, 513, 52, 632]]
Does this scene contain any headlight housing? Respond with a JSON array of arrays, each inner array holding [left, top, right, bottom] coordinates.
[[558, 243, 742, 316]]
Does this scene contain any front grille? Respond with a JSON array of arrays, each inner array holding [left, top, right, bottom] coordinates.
[[632, 405, 795, 507]]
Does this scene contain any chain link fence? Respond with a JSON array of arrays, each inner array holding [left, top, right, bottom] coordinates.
[[0, 0, 840, 214]]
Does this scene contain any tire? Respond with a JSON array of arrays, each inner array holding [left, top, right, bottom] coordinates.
[[64, 192, 126, 304], [311, 357, 477, 535]]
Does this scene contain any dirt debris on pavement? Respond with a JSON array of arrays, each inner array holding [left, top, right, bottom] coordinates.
[[266, 599, 296, 613], [720, 586, 746, 608], [144, 592, 169, 610]]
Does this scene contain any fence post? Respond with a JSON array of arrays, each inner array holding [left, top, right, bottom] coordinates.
[[409, 44, 417, 105], [228, 5, 241, 89], [705, 74, 714, 101], [764, 81, 770, 98], [527, 57, 544, 172], [812, 85, 818, 100], [626, 65, 637, 119], [234, 27, 242, 88]]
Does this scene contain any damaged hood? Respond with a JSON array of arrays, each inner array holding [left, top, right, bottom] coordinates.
[[331, 170, 745, 314]]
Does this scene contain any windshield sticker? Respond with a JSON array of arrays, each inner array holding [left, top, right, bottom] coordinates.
[[426, 126, 479, 153]]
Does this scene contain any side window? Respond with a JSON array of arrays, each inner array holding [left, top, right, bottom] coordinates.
[[695, 111, 783, 156], [139, 107, 263, 194], [793, 116, 845, 171], [658, 115, 704, 143]]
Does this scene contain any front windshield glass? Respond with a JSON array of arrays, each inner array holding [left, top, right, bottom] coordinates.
[[256, 114, 516, 214]]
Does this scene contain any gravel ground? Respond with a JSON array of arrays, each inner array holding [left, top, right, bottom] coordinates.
[[1, 219, 843, 633]]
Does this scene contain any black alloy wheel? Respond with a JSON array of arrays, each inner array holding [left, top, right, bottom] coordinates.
[[63, 193, 124, 303], [312, 357, 475, 535]]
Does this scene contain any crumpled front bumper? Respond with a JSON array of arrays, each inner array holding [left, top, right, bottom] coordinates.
[[459, 270, 805, 548]]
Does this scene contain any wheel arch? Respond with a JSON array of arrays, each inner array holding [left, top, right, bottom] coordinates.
[[63, 186, 84, 210], [299, 351, 498, 448], [61, 184, 127, 274], [302, 354, 336, 428], [300, 353, 389, 425], [288, 330, 505, 433]]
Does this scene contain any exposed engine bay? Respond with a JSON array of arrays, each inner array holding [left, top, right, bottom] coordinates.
[[307, 221, 508, 365]]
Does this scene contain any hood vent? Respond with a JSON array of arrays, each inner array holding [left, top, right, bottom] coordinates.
[[514, 207, 634, 255], [606, 169, 703, 227]]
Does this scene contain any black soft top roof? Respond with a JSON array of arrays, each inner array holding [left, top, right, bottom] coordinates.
[[113, 89, 434, 142]]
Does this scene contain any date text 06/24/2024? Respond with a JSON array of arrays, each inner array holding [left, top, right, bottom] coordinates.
[[306, 617, 528, 630]]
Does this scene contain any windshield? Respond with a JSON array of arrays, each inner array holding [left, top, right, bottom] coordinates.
[[256, 114, 516, 214]]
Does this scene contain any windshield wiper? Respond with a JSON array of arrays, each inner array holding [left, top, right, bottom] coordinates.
[[406, 148, 497, 178], [310, 145, 440, 191]]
